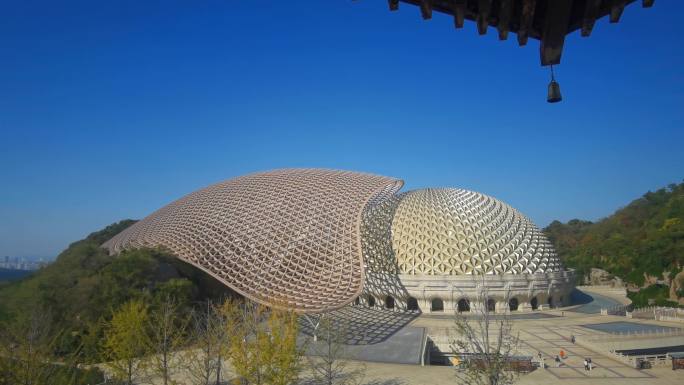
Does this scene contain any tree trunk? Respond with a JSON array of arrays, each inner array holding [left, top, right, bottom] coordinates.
[[128, 359, 133, 385]]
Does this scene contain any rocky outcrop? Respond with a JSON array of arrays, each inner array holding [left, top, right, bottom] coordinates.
[[587, 268, 624, 287], [670, 270, 684, 304]]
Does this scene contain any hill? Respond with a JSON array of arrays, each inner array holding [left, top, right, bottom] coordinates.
[[0, 220, 232, 360], [544, 181, 684, 288]]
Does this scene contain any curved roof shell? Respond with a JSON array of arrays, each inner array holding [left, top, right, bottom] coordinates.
[[103, 168, 403, 313], [390, 188, 562, 275]]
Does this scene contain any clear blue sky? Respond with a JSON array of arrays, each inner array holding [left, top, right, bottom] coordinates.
[[1, 1, 682, 258]]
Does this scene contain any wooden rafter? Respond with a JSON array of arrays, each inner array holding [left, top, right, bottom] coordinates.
[[386, 0, 654, 66], [497, 0, 513, 41], [420, 0, 433, 19], [582, 0, 602, 37]]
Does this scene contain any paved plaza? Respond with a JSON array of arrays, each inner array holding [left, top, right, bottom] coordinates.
[[140, 288, 684, 385]]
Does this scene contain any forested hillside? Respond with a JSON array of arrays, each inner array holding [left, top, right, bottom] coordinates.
[[0, 220, 232, 361], [544, 181, 684, 286]]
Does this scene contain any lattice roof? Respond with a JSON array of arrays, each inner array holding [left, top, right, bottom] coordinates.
[[103, 168, 403, 313], [390, 188, 562, 275]]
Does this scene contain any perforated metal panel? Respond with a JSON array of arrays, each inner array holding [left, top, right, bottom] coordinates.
[[103, 169, 403, 313]]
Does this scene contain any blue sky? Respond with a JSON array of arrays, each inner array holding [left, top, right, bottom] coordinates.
[[1, 1, 682, 258]]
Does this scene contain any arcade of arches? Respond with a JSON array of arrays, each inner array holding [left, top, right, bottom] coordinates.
[[355, 292, 569, 313]]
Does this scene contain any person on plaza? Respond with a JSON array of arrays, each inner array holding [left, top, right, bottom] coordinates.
[[555, 355, 561, 367], [571, 334, 576, 344], [560, 349, 566, 359], [588, 357, 593, 371], [583, 358, 589, 371]]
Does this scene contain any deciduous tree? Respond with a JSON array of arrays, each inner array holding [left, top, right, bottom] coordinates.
[[450, 281, 520, 385], [148, 296, 188, 385], [305, 316, 365, 385], [104, 299, 150, 385]]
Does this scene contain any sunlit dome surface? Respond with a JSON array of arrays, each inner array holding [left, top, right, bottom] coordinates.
[[391, 188, 562, 275]]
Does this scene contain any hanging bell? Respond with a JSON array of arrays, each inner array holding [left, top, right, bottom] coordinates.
[[547, 80, 562, 103], [547, 65, 562, 103]]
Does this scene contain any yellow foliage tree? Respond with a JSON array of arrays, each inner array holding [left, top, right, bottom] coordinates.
[[148, 296, 188, 385], [227, 301, 301, 385], [104, 300, 150, 385]]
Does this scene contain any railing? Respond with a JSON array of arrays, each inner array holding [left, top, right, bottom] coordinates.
[[631, 306, 684, 322], [586, 327, 684, 341], [618, 306, 684, 322], [611, 350, 672, 368], [601, 304, 633, 316]]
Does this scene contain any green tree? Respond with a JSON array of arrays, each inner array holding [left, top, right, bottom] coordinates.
[[0, 308, 57, 385]]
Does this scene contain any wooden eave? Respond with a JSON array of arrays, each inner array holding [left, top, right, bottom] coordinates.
[[389, 0, 654, 66]]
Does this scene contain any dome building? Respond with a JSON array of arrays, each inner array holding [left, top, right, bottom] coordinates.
[[103, 168, 574, 314], [360, 188, 574, 313]]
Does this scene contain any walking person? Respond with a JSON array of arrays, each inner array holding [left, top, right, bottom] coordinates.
[[588, 357, 593, 371], [555, 355, 561, 367], [583, 358, 589, 371], [571, 334, 576, 344]]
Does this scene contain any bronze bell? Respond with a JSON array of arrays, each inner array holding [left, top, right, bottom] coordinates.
[[547, 80, 562, 103]]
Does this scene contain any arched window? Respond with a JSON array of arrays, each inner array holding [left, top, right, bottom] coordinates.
[[530, 297, 538, 310], [385, 296, 395, 309], [457, 298, 470, 312], [548, 296, 554, 308], [407, 297, 419, 311], [367, 295, 376, 307], [431, 298, 444, 312], [487, 298, 496, 312], [509, 298, 519, 311]]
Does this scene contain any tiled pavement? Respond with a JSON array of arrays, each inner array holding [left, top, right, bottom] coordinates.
[[517, 325, 654, 380], [410, 303, 683, 384]]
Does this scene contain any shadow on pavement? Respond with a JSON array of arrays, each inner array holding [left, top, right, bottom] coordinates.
[[299, 306, 420, 345]]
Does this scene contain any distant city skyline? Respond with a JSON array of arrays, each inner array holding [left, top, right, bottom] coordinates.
[[1, 255, 51, 269], [1, 1, 682, 257]]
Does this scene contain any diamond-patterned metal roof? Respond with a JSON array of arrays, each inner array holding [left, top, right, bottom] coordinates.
[[103, 168, 403, 313]]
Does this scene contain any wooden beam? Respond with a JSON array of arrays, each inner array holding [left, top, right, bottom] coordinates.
[[540, 0, 573, 65], [610, 0, 626, 23], [388, 0, 399, 11], [643, 0, 655, 7], [420, 0, 432, 20], [582, 0, 601, 37], [477, 0, 492, 35], [517, 0, 536, 46], [451, 0, 466, 29], [497, 0, 513, 40]]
